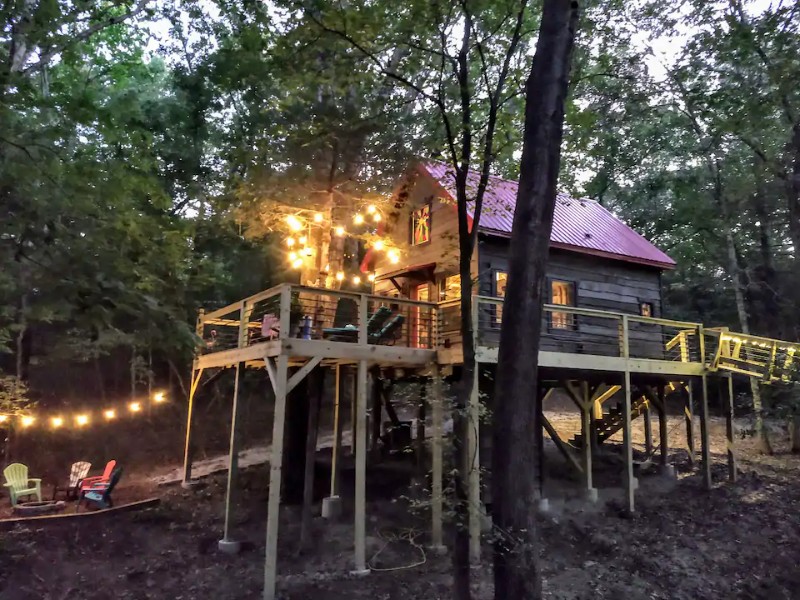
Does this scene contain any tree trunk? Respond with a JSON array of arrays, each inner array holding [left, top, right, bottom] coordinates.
[[300, 368, 323, 551], [492, 1, 579, 599]]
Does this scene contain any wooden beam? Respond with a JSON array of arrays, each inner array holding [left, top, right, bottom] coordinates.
[[430, 365, 445, 551], [725, 375, 737, 483], [182, 367, 204, 485], [264, 357, 277, 393], [622, 369, 635, 513], [286, 355, 323, 395], [643, 401, 653, 457], [330, 365, 343, 498], [541, 414, 583, 475], [220, 362, 244, 550], [685, 383, 696, 467], [698, 374, 712, 489], [263, 354, 289, 600], [563, 380, 586, 411], [658, 385, 668, 468]]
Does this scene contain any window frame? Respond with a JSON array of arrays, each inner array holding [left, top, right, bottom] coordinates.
[[639, 300, 654, 318], [492, 269, 508, 327], [410, 202, 432, 246], [547, 277, 578, 331]]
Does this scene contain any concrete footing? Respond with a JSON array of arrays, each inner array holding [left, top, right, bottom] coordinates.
[[321, 495, 343, 519], [218, 539, 242, 554], [661, 464, 676, 478], [537, 498, 551, 513], [428, 544, 448, 555], [585, 487, 599, 503], [349, 569, 371, 577], [180, 479, 200, 490]]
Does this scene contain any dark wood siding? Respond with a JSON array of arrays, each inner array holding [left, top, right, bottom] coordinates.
[[477, 236, 665, 358]]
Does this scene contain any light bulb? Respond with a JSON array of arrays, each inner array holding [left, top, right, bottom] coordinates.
[[373, 213, 382, 223], [21, 416, 35, 427], [289, 251, 298, 261], [129, 402, 142, 413], [286, 237, 295, 247], [104, 409, 116, 420], [366, 205, 377, 214], [292, 258, 303, 269], [336, 271, 345, 281], [75, 414, 89, 427], [368, 273, 376, 282], [353, 214, 365, 225], [335, 226, 345, 237], [153, 391, 166, 403], [373, 240, 384, 251], [51, 417, 64, 428], [353, 276, 361, 285], [0, 415, 8, 423], [314, 213, 324, 223], [298, 236, 307, 245], [303, 247, 313, 257], [286, 215, 303, 231], [388, 250, 400, 264]]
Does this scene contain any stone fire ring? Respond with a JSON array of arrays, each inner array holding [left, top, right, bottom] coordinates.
[[13, 500, 67, 516]]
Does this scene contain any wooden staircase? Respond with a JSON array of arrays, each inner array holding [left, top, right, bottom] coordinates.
[[569, 394, 649, 448]]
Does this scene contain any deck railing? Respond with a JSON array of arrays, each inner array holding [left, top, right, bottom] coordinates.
[[197, 285, 705, 365]]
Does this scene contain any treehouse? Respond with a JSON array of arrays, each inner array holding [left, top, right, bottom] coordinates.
[[183, 160, 800, 600]]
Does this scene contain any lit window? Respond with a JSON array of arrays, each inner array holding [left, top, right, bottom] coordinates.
[[494, 271, 507, 325], [411, 203, 431, 245], [550, 280, 575, 329], [439, 274, 462, 300], [640, 302, 653, 317]]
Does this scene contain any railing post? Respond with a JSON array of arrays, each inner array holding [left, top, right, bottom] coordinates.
[[279, 284, 291, 339], [698, 325, 706, 365], [238, 300, 251, 349], [621, 316, 630, 359], [358, 294, 368, 345]]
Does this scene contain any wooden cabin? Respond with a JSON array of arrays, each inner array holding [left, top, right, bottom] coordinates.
[[363, 161, 676, 359]]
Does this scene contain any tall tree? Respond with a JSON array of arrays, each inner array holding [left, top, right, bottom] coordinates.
[[493, 0, 579, 598]]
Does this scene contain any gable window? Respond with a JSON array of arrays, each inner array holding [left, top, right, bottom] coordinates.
[[411, 203, 431, 245], [640, 302, 654, 318], [550, 280, 576, 330]]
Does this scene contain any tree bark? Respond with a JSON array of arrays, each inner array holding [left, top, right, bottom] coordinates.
[[492, 1, 579, 599]]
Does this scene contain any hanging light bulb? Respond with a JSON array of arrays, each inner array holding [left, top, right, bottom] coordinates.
[[373, 240, 385, 251], [0, 415, 8, 423], [292, 258, 303, 269], [303, 246, 313, 257], [353, 214, 365, 225], [373, 213, 382, 223], [368, 273, 376, 282], [314, 213, 324, 223], [289, 251, 298, 261], [129, 402, 142, 413], [153, 391, 166, 403], [104, 409, 116, 420], [286, 215, 303, 232], [335, 226, 345, 237], [298, 235, 307, 245], [388, 249, 400, 264], [75, 414, 89, 427], [21, 415, 35, 427], [353, 275, 361, 285], [286, 237, 295, 247], [51, 416, 64, 428], [366, 205, 377, 214], [336, 271, 345, 281]]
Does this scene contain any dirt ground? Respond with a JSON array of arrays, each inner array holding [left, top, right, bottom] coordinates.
[[1, 412, 800, 600]]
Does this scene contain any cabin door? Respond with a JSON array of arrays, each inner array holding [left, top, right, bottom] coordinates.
[[413, 283, 431, 348]]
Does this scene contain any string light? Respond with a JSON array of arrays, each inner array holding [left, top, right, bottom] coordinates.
[[292, 258, 303, 269], [336, 271, 345, 281], [373, 213, 382, 223], [289, 251, 298, 261], [353, 214, 365, 225], [286, 215, 303, 232], [298, 236, 307, 245], [303, 247, 313, 257], [104, 409, 116, 420], [314, 213, 324, 223], [388, 249, 400, 264], [373, 240, 385, 251], [51, 417, 64, 428], [0, 415, 7, 423], [353, 275, 361, 285], [21, 416, 34, 428], [335, 226, 345, 237], [368, 273, 376, 282], [75, 414, 89, 427], [286, 237, 295, 247], [129, 402, 142, 413], [366, 205, 377, 214], [153, 392, 166, 403]]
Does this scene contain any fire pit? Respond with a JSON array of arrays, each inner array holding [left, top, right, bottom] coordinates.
[[12, 500, 67, 516]]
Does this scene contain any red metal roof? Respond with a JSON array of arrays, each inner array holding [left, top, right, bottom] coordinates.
[[421, 161, 676, 270]]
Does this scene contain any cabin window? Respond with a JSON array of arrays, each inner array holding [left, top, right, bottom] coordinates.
[[550, 279, 576, 330], [411, 203, 431, 245], [413, 284, 431, 348], [640, 302, 654, 317], [494, 271, 508, 325], [439, 274, 462, 301]]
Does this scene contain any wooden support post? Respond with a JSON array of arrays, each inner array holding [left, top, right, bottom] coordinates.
[[699, 374, 712, 489], [468, 362, 481, 565], [622, 316, 635, 513], [643, 401, 653, 457], [353, 359, 369, 574], [219, 362, 244, 553], [725, 375, 737, 483], [685, 383, 696, 466], [416, 381, 427, 470], [330, 365, 343, 498], [181, 367, 204, 486], [300, 366, 322, 550], [430, 367, 445, 551], [580, 400, 595, 500], [369, 368, 382, 457], [349, 367, 356, 457], [263, 354, 289, 600], [658, 385, 668, 469]]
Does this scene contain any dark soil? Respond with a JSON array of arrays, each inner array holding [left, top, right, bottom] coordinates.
[[1, 416, 800, 600]]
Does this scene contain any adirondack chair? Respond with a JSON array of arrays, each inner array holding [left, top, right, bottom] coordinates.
[[52, 461, 91, 501], [79, 466, 122, 510], [79, 460, 116, 492], [3, 463, 42, 506]]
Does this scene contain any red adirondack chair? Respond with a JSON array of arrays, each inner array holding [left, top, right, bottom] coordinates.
[[79, 460, 116, 492]]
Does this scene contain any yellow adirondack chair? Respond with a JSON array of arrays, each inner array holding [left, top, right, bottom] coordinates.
[[3, 463, 42, 506]]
